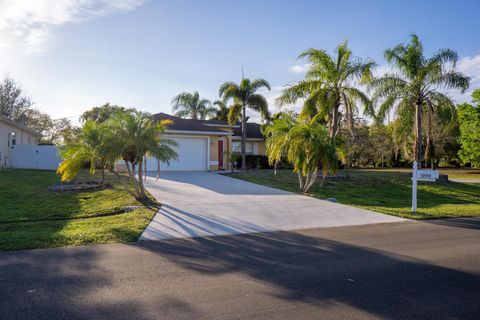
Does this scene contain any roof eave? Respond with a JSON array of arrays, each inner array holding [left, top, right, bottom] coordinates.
[[166, 129, 233, 136]]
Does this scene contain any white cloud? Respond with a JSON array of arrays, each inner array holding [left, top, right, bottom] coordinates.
[[0, 0, 145, 54], [457, 54, 480, 97], [288, 63, 310, 74]]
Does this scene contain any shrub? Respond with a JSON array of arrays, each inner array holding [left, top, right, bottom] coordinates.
[[235, 155, 272, 169]]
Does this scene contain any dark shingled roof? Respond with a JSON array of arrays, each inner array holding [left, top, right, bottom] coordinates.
[[152, 113, 264, 139], [152, 113, 228, 134], [233, 122, 264, 139]]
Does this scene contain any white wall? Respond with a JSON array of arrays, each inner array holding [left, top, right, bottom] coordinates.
[[10, 145, 61, 170]]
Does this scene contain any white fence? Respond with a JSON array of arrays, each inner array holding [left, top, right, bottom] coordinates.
[[10, 145, 61, 170]]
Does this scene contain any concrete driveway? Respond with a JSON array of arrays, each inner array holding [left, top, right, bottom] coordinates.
[[140, 172, 404, 240]]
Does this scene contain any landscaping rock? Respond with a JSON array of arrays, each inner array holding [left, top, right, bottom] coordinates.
[[48, 180, 111, 192]]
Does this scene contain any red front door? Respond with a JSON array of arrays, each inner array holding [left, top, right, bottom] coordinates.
[[218, 140, 224, 168]]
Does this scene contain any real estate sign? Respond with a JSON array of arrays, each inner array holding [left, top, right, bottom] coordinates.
[[415, 169, 439, 182], [412, 162, 439, 213]]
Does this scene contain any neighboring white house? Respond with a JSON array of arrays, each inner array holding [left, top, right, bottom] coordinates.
[[0, 115, 41, 169]]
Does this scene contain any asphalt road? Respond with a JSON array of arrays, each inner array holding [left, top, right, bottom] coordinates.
[[0, 218, 479, 320]]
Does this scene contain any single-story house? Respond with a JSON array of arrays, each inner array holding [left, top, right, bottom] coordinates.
[[143, 113, 266, 171], [0, 116, 41, 168]]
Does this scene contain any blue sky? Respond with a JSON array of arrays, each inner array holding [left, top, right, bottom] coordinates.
[[0, 0, 479, 122]]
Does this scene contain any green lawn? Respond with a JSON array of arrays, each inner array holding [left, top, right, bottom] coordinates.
[[0, 169, 157, 251], [227, 169, 480, 220]]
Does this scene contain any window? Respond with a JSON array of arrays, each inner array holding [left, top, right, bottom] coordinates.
[[7, 132, 16, 147], [245, 142, 253, 154], [233, 142, 255, 154]]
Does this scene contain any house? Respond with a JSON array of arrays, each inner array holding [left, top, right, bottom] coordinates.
[[146, 113, 266, 171], [0, 115, 41, 168]]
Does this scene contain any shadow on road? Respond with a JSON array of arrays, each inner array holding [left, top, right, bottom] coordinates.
[[138, 229, 480, 319], [1, 226, 479, 319]]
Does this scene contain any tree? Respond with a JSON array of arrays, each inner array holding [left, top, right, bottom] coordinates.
[[264, 113, 337, 192], [0, 77, 33, 121], [277, 42, 375, 141], [212, 100, 229, 121], [370, 34, 470, 167], [57, 120, 111, 183], [80, 103, 132, 123], [58, 110, 178, 200], [23, 109, 53, 140], [458, 90, 480, 167], [219, 77, 271, 170], [171, 91, 214, 120], [22, 109, 78, 145]]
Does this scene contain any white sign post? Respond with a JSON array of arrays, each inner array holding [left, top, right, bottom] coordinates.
[[411, 161, 439, 213], [412, 161, 418, 213]]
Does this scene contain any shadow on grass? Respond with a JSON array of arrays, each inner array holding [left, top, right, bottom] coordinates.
[[0, 169, 157, 251], [231, 170, 480, 215]]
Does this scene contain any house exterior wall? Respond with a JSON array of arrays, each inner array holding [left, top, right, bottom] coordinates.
[[0, 121, 38, 169], [208, 135, 232, 170], [231, 139, 266, 156], [257, 141, 266, 156]]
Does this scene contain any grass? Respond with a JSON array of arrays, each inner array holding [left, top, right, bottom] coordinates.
[[0, 169, 157, 251], [358, 167, 480, 181], [226, 169, 480, 220]]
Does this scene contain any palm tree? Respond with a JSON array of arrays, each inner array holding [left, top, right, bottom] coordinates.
[[57, 120, 109, 182], [370, 34, 470, 167], [219, 77, 271, 170], [103, 110, 178, 199], [58, 110, 177, 200], [212, 100, 229, 121], [264, 113, 337, 192], [277, 41, 375, 141], [171, 91, 215, 120]]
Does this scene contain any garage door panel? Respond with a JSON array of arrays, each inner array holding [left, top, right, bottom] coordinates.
[[146, 137, 207, 171]]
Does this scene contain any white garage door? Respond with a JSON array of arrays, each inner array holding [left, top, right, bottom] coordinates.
[[146, 136, 207, 171]]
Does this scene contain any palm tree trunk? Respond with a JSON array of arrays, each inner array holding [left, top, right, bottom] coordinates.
[[329, 104, 340, 140], [241, 104, 247, 170], [297, 172, 304, 190], [414, 102, 423, 168], [126, 161, 141, 198], [144, 157, 147, 182], [342, 93, 355, 140], [425, 105, 432, 168], [138, 158, 146, 199], [156, 159, 161, 181], [304, 168, 319, 192]]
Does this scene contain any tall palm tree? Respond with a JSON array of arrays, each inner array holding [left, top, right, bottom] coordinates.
[[264, 113, 337, 192], [171, 91, 215, 120], [277, 41, 375, 141], [371, 34, 470, 167], [219, 77, 271, 170]]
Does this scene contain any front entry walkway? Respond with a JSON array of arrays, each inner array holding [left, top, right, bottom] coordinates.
[[140, 172, 404, 240]]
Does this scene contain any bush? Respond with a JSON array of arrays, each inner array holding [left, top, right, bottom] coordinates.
[[235, 155, 272, 169]]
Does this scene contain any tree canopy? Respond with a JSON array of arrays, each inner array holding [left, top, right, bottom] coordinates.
[[458, 90, 480, 167], [370, 34, 470, 166], [171, 91, 214, 120]]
